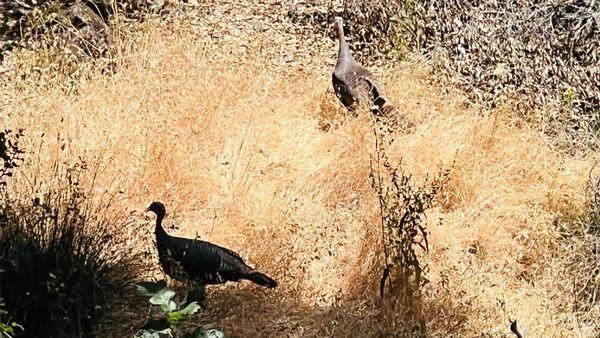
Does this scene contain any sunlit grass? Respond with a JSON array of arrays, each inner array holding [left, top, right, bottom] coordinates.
[[1, 19, 598, 336]]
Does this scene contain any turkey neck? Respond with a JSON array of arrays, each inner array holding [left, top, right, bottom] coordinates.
[[336, 22, 354, 66], [155, 213, 169, 240]]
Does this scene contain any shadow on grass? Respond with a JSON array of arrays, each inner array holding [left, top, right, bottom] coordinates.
[[0, 163, 145, 337]]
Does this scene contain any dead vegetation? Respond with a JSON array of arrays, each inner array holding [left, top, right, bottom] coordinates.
[[406, 0, 599, 148], [0, 1, 599, 337]]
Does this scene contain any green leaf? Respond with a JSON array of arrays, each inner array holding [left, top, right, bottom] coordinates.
[[149, 289, 176, 312], [0, 323, 13, 334], [137, 317, 172, 337], [168, 300, 178, 312], [167, 311, 188, 327], [135, 329, 158, 338], [167, 302, 200, 326], [179, 302, 201, 316], [204, 329, 225, 338], [135, 328, 172, 338], [136, 280, 168, 297], [184, 328, 225, 338]]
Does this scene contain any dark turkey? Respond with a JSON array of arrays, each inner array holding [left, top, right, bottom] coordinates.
[[332, 17, 397, 117], [146, 202, 277, 288]]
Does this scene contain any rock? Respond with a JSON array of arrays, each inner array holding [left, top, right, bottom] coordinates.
[[68, 3, 110, 56], [69, 3, 107, 31], [84, 0, 115, 21]]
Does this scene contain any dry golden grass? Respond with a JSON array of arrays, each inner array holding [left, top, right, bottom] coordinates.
[[1, 21, 598, 337]]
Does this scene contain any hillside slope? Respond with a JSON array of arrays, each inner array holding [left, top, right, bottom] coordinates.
[[1, 5, 598, 337]]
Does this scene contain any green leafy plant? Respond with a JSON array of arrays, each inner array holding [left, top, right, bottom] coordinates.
[[0, 306, 22, 338], [135, 281, 222, 338], [562, 87, 577, 108]]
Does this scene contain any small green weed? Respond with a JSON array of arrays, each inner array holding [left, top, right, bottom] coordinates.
[[135, 281, 223, 338]]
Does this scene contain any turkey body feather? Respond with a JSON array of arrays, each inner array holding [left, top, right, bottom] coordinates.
[[147, 201, 277, 288]]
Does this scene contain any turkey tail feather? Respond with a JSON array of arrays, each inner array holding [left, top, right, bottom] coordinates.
[[246, 271, 277, 288]]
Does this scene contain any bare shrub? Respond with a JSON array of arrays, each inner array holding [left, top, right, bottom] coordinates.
[[286, 0, 410, 63], [370, 128, 452, 332], [408, 0, 599, 146], [339, 0, 408, 62], [0, 0, 112, 58]]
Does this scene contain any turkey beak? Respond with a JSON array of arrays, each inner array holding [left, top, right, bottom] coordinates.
[[144, 207, 150, 212]]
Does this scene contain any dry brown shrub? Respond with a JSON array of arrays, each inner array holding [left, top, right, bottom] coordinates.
[[408, 0, 599, 149]]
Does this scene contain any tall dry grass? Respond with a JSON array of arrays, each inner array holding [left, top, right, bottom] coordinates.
[[1, 20, 598, 336]]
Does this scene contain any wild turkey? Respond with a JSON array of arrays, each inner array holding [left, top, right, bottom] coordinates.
[[332, 17, 405, 124], [145, 202, 277, 288]]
